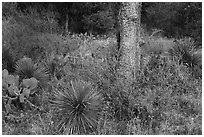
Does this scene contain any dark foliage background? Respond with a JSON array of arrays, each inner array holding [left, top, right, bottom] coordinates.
[[9, 2, 201, 45]]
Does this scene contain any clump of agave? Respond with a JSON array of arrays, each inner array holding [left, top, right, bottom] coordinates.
[[14, 57, 49, 87], [169, 38, 201, 68], [51, 80, 102, 134], [169, 37, 202, 78]]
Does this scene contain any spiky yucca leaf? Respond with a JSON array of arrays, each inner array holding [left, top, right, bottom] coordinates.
[[191, 51, 202, 67], [51, 80, 102, 134], [15, 57, 34, 78], [15, 57, 49, 87]]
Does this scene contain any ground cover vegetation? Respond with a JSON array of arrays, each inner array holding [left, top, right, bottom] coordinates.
[[2, 2, 202, 135]]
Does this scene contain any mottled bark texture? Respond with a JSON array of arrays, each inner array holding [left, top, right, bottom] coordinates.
[[119, 2, 142, 79]]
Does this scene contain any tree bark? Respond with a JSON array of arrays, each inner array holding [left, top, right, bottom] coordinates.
[[119, 2, 142, 79]]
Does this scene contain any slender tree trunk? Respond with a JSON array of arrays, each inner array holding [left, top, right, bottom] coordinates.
[[119, 2, 142, 79], [65, 14, 69, 35], [112, 3, 122, 51]]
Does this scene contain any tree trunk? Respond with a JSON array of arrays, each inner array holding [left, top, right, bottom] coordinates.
[[112, 2, 122, 52], [65, 14, 69, 35], [119, 2, 142, 79]]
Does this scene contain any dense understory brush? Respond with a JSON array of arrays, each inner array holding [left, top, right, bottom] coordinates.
[[2, 9, 67, 62], [131, 54, 201, 134], [2, 24, 202, 135], [2, 18, 45, 61]]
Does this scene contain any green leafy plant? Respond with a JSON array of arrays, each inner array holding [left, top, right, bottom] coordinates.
[[15, 57, 49, 87], [2, 69, 39, 114], [51, 80, 102, 134]]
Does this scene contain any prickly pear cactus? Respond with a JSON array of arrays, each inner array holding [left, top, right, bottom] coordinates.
[[8, 84, 19, 96], [20, 77, 38, 103], [2, 69, 38, 109], [21, 77, 38, 90], [2, 69, 19, 94]]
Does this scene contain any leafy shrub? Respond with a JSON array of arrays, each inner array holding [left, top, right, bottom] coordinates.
[[11, 6, 59, 34], [2, 12, 65, 62], [2, 18, 45, 61], [51, 80, 102, 134]]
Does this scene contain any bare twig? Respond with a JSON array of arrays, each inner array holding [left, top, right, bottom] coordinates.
[[25, 99, 43, 111], [2, 95, 18, 101]]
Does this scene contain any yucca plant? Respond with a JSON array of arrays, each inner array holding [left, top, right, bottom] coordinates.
[[51, 80, 102, 134], [169, 38, 201, 68], [14, 57, 49, 87], [43, 52, 67, 79]]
